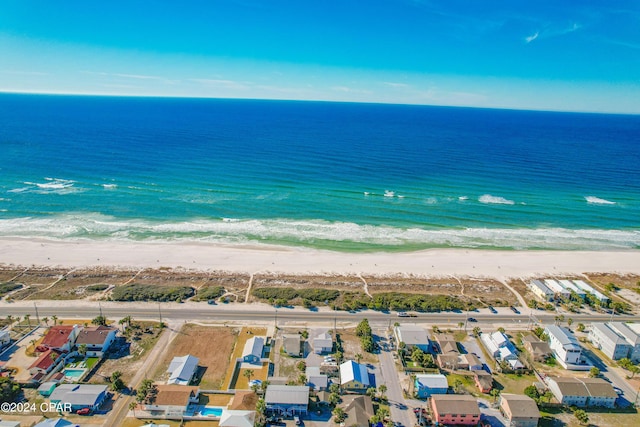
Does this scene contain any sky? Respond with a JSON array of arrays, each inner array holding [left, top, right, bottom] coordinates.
[[1, 0, 639, 113]]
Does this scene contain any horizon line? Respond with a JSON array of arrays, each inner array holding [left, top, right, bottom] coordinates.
[[1, 89, 638, 116]]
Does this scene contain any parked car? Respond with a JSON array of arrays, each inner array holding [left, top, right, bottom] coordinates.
[[510, 306, 520, 314], [77, 408, 92, 415], [467, 317, 477, 322], [488, 306, 497, 314], [294, 415, 302, 425], [397, 312, 409, 317]]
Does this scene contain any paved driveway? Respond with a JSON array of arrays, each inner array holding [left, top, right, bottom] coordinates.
[[460, 334, 492, 373]]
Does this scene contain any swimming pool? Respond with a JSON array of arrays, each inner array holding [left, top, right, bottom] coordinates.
[[200, 406, 224, 417], [63, 368, 86, 379]]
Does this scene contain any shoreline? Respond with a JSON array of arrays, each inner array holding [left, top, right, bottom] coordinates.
[[2, 237, 640, 280]]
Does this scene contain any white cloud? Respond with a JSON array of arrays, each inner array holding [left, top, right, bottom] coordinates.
[[525, 31, 539, 43], [383, 82, 409, 88]]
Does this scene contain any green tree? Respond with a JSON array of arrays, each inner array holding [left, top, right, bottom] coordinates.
[[78, 343, 88, 357], [577, 323, 586, 332], [490, 388, 501, 403], [42, 316, 49, 326], [111, 371, 125, 391], [128, 400, 137, 416], [366, 387, 377, 398], [524, 385, 540, 401], [23, 314, 30, 328], [332, 407, 346, 423], [498, 327, 506, 334], [378, 384, 387, 400], [92, 315, 108, 326], [589, 367, 600, 378], [0, 377, 21, 403], [51, 315, 58, 325], [567, 318, 573, 327], [574, 409, 589, 425], [355, 353, 363, 364], [458, 321, 465, 330], [472, 326, 481, 337], [356, 319, 372, 337], [453, 379, 464, 394]]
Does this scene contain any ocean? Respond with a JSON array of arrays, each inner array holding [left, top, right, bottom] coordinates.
[[0, 93, 639, 251]]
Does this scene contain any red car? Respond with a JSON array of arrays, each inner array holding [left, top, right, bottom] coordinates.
[[77, 408, 92, 415]]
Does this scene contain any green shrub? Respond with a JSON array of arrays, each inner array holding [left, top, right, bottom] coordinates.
[[0, 283, 22, 297], [86, 284, 109, 292], [111, 283, 194, 302], [192, 286, 225, 301]]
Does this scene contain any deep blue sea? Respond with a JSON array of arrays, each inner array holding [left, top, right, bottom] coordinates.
[[0, 93, 639, 251]]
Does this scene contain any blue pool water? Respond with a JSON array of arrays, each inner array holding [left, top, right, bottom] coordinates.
[[200, 406, 224, 417], [63, 368, 86, 379]]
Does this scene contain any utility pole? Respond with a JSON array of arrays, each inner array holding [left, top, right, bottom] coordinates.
[[274, 309, 278, 329], [33, 302, 40, 325], [158, 303, 163, 326], [99, 302, 103, 318]]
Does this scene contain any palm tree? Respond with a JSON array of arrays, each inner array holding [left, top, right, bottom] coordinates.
[[51, 315, 58, 326], [355, 353, 363, 364], [42, 317, 49, 326], [490, 388, 500, 403], [24, 314, 31, 328], [409, 374, 417, 396], [128, 401, 137, 417], [78, 344, 88, 357], [243, 369, 254, 384], [378, 384, 387, 401]]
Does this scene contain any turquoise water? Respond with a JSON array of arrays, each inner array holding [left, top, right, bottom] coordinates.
[[63, 368, 85, 379], [200, 406, 224, 417], [0, 94, 639, 251]]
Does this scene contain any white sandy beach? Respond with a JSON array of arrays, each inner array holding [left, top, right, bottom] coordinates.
[[1, 237, 640, 279]]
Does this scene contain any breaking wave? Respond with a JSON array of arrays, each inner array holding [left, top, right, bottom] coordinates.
[[478, 194, 515, 205], [585, 196, 616, 205], [0, 214, 638, 251]]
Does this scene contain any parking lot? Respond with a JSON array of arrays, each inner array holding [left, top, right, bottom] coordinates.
[[0, 326, 46, 382]]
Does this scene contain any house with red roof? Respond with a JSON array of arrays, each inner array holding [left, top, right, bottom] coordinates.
[[29, 349, 64, 376], [38, 325, 79, 353]]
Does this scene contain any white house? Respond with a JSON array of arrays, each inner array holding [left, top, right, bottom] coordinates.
[[264, 385, 309, 415], [74, 325, 117, 357], [559, 280, 586, 299], [545, 325, 586, 369], [167, 354, 200, 385], [49, 384, 109, 412], [340, 360, 372, 393], [219, 409, 256, 427], [282, 334, 301, 356], [312, 331, 333, 354], [544, 279, 570, 299], [241, 336, 265, 365], [572, 280, 609, 304], [590, 322, 640, 363], [480, 331, 524, 370], [547, 377, 616, 408], [394, 325, 430, 352], [306, 366, 329, 391], [414, 374, 448, 398]]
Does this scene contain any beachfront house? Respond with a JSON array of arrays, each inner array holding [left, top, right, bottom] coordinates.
[[528, 280, 554, 302], [167, 354, 200, 385], [49, 383, 109, 412], [499, 394, 541, 427], [544, 279, 570, 300], [241, 336, 265, 365], [414, 374, 448, 398], [32, 419, 76, 427], [312, 331, 333, 354], [282, 334, 302, 357], [480, 331, 524, 370], [340, 360, 372, 393], [572, 280, 609, 304], [38, 325, 79, 353], [394, 325, 430, 352], [144, 385, 200, 418], [429, 394, 481, 426], [590, 322, 640, 363], [547, 377, 616, 408], [74, 325, 117, 357], [545, 325, 586, 369], [264, 385, 309, 415], [559, 280, 587, 299]]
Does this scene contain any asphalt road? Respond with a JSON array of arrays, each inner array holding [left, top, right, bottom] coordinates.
[[2, 303, 636, 325]]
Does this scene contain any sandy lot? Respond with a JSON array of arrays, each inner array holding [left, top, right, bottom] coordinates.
[[154, 324, 237, 389]]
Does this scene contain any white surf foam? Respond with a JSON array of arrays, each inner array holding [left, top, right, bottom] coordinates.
[[458, 196, 468, 201], [0, 215, 639, 250], [479, 194, 515, 205], [103, 184, 118, 190], [585, 196, 616, 205], [383, 190, 395, 197]]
